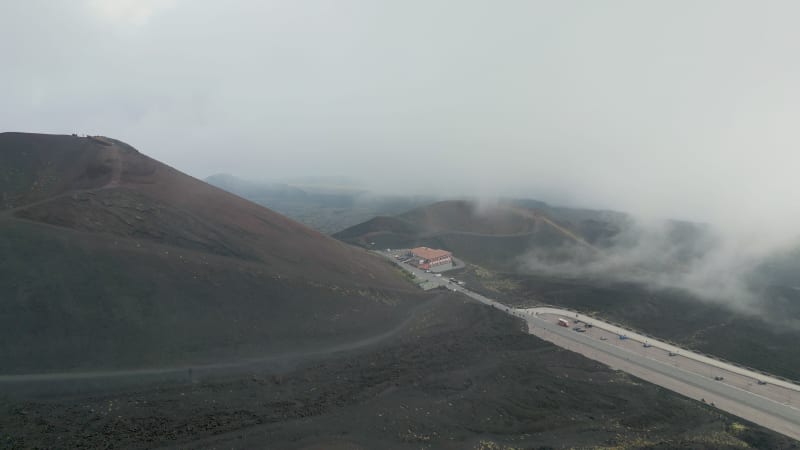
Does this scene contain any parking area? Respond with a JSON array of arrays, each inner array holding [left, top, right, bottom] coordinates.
[[379, 248, 466, 291]]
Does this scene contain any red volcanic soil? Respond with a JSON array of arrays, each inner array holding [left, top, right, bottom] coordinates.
[[3, 132, 409, 284], [0, 133, 422, 372]]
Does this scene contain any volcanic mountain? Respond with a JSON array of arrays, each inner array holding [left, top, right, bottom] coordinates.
[[335, 199, 626, 270], [3, 135, 795, 449], [0, 132, 422, 372]]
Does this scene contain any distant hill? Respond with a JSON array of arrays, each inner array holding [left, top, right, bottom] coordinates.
[[335, 198, 726, 277], [0, 132, 425, 373], [335, 199, 629, 270], [206, 173, 434, 234]]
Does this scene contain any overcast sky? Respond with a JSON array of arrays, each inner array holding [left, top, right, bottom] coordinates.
[[3, 1, 800, 231]]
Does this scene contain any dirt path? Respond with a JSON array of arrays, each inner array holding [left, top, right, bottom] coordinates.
[[0, 295, 439, 390], [511, 206, 598, 250], [0, 143, 124, 221], [104, 144, 123, 188]]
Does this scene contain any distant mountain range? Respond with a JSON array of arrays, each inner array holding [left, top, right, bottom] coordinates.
[[206, 173, 435, 234]]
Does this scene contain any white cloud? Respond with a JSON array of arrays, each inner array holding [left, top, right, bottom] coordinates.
[[85, 0, 177, 26], [3, 0, 800, 242]]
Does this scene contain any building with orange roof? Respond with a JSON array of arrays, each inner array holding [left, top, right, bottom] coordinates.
[[409, 246, 453, 271]]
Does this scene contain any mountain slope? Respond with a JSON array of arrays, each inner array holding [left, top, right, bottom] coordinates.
[[335, 200, 612, 270], [0, 132, 422, 373]]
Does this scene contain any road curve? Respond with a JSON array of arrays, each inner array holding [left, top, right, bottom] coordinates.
[[376, 249, 800, 441], [0, 296, 439, 396]]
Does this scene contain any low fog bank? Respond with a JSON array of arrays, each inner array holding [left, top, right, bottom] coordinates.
[[517, 214, 800, 321], [206, 173, 439, 209]]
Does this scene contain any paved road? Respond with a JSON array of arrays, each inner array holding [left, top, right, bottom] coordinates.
[[377, 249, 800, 440]]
